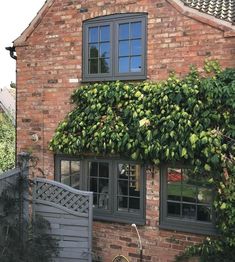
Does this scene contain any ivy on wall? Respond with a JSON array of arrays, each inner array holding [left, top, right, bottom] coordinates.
[[49, 62, 235, 261], [50, 64, 234, 171]]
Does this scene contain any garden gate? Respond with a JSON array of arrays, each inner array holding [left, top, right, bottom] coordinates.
[[33, 178, 93, 262]]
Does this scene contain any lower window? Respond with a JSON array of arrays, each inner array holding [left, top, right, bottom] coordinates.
[[160, 165, 216, 235], [55, 156, 145, 224]]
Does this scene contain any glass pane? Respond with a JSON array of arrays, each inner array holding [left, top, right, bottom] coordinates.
[[90, 178, 97, 192], [167, 202, 180, 217], [167, 184, 181, 201], [61, 160, 70, 176], [167, 168, 182, 201], [197, 187, 212, 204], [100, 58, 110, 73], [119, 23, 129, 40], [118, 164, 128, 179], [118, 196, 128, 210], [182, 204, 196, 219], [89, 27, 98, 43], [99, 179, 109, 192], [119, 40, 129, 56], [71, 161, 80, 174], [98, 179, 109, 209], [61, 175, 70, 186], [71, 174, 80, 189], [89, 162, 98, 177], [89, 43, 99, 58], [130, 56, 141, 72], [131, 22, 142, 39], [99, 162, 109, 177], [129, 198, 140, 210], [118, 180, 128, 196], [182, 170, 197, 202], [119, 57, 129, 73], [131, 39, 142, 55], [89, 59, 98, 74], [100, 43, 110, 58], [93, 193, 98, 207], [197, 205, 212, 222], [100, 25, 110, 42]]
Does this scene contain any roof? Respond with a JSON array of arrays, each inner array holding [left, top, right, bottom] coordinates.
[[181, 0, 235, 24]]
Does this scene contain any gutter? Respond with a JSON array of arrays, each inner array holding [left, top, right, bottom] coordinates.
[[5, 46, 17, 60]]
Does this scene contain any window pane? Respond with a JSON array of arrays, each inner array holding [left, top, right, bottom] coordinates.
[[89, 59, 98, 74], [119, 23, 129, 40], [197, 205, 212, 222], [118, 164, 128, 179], [197, 187, 213, 204], [100, 43, 110, 58], [118, 180, 128, 196], [119, 40, 129, 56], [167, 202, 180, 217], [89, 27, 98, 43], [131, 39, 142, 55], [100, 25, 110, 42], [99, 179, 109, 209], [118, 196, 128, 210], [89, 44, 99, 58], [89, 162, 98, 177], [130, 56, 141, 72], [100, 58, 110, 73], [61, 160, 70, 176], [167, 168, 182, 201], [129, 198, 140, 210], [99, 162, 109, 177], [119, 57, 129, 73], [182, 170, 197, 202], [71, 161, 80, 189], [182, 204, 196, 219], [90, 178, 98, 192], [131, 22, 142, 39]]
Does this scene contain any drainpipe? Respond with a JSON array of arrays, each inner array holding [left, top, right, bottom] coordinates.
[[5, 46, 17, 60], [132, 224, 143, 262]]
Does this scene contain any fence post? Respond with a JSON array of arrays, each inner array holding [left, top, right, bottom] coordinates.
[[17, 152, 30, 254]]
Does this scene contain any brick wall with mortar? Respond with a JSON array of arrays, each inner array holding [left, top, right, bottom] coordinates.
[[15, 0, 235, 261]]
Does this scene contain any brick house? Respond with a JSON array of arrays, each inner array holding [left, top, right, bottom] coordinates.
[[12, 0, 235, 261]]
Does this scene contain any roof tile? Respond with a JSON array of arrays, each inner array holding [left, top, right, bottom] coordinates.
[[181, 0, 235, 24]]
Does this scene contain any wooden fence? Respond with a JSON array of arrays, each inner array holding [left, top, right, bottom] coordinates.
[[0, 156, 93, 262], [33, 178, 93, 262]]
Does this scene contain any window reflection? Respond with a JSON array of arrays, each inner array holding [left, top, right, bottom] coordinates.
[[89, 162, 110, 210], [118, 21, 142, 73], [88, 25, 110, 74], [61, 160, 80, 189], [117, 164, 141, 212], [167, 167, 213, 222]]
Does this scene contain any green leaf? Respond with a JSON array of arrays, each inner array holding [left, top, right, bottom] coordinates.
[[189, 134, 198, 145], [181, 147, 187, 157], [204, 164, 211, 172]]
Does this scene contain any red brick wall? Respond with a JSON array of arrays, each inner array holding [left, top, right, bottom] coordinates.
[[15, 0, 235, 261]]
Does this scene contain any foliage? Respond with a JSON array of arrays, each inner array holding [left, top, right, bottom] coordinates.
[[0, 113, 15, 172], [49, 66, 234, 170], [0, 174, 58, 262], [49, 63, 235, 261]]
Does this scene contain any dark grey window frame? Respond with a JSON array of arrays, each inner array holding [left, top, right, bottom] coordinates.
[[55, 155, 146, 225], [160, 165, 217, 235], [82, 13, 147, 82]]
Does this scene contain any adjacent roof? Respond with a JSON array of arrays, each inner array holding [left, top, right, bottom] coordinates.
[[181, 0, 235, 24]]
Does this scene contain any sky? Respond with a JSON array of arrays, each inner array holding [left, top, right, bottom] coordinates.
[[0, 1, 46, 88]]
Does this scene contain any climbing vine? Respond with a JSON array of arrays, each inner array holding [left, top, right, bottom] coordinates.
[[50, 62, 235, 261]]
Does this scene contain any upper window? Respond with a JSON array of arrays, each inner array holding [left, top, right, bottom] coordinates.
[[83, 13, 147, 81], [55, 156, 146, 225], [160, 166, 216, 235]]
